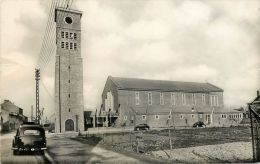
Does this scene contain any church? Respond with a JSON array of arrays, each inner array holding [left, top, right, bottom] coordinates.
[[95, 76, 243, 128]]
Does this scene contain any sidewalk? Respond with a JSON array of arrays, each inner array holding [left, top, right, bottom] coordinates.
[[45, 133, 144, 163]]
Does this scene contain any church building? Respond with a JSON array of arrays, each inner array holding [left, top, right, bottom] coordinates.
[[97, 76, 243, 128]]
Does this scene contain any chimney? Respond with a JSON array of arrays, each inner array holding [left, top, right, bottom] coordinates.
[[257, 90, 259, 96]]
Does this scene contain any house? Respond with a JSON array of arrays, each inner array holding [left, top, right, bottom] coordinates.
[[98, 76, 243, 128], [0, 100, 28, 132]]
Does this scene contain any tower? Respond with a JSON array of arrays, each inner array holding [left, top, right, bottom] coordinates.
[[54, 8, 84, 133]]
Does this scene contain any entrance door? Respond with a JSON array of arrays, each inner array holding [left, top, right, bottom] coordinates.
[[205, 114, 211, 124], [65, 119, 74, 131]]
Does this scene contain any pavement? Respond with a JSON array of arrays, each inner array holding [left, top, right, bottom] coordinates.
[[0, 130, 154, 164], [45, 132, 145, 164]]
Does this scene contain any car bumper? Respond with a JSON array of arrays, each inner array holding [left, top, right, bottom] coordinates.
[[12, 147, 47, 151]]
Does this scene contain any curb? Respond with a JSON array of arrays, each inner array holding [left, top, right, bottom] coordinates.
[[44, 150, 56, 164]]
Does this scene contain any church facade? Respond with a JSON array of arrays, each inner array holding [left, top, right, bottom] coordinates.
[[54, 8, 84, 133]]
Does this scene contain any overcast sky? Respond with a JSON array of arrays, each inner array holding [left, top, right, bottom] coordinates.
[[1, 0, 259, 119]]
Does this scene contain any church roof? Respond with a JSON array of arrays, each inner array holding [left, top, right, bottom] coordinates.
[[109, 76, 223, 92]]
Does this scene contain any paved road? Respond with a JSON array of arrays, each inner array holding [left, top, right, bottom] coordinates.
[[1, 131, 157, 163], [47, 133, 144, 163], [0, 131, 48, 164]]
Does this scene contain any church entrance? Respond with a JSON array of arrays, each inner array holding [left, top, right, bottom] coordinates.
[[65, 119, 74, 131]]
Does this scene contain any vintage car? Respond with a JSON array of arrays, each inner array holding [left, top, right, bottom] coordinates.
[[12, 123, 47, 155], [193, 121, 206, 128], [134, 123, 150, 131]]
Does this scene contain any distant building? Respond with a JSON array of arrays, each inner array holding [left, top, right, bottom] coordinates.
[[98, 76, 243, 128], [0, 100, 28, 132]]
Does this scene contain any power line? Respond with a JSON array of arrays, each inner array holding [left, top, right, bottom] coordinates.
[[41, 0, 74, 71], [37, 0, 57, 68], [39, 0, 63, 67], [39, 0, 74, 73]]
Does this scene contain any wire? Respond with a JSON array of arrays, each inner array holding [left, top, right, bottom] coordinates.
[[39, 0, 74, 72], [37, 0, 58, 68]]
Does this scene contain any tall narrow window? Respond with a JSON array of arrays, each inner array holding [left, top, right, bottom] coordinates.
[[202, 94, 205, 105], [180, 114, 183, 119], [70, 32, 73, 39], [216, 95, 219, 106], [192, 94, 196, 105], [65, 32, 69, 38], [142, 115, 146, 120], [74, 33, 77, 40], [210, 95, 218, 106], [74, 43, 77, 50], [66, 42, 69, 49], [171, 93, 176, 105], [148, 92, 152, 105], [70, 42, 73, 50], [61, 31, 64, 38], [160, 93, 164, 105], [155, 115, 159, 119], [210, 95, 213, 106], [131, 116, 134, 123], [61, 42, 64, 48], [124, 116, 127, 120], [135, 92, 140, 105], [182, 93, 186, 105]]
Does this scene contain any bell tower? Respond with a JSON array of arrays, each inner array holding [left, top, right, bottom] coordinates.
[[54, 8, 84, 133]]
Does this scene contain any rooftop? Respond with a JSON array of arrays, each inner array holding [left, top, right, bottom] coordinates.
[[109, 76, 223, 92]]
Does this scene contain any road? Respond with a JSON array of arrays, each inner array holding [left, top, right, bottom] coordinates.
[[0, 131, 49, 164], [46, 133, 144, 163], [1, 131, 149, 164]]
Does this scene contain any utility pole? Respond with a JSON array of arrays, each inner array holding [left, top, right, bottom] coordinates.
[[39, 107, 44, 125], [35, 68, 40, 124], [31, 105, 34, 122]]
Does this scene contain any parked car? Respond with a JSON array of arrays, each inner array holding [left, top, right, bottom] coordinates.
[[134, 124, 150, 131], [12, 123, 47, 155], [193, 121, 206, 128]]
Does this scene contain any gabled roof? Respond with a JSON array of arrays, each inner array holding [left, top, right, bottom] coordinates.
[[109, 76, 223, 92]]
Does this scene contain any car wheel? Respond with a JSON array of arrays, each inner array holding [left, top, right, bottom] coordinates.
[[13, 150, 19, 155], [40, 150, 44, 155]]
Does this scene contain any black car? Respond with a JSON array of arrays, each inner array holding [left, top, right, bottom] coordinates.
[[193, 121, 206, 128], [134, 124, 150, 131], [12, 123, 47, 155]]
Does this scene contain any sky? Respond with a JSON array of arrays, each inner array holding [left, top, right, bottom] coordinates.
[[0, 0, 259, 119]]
